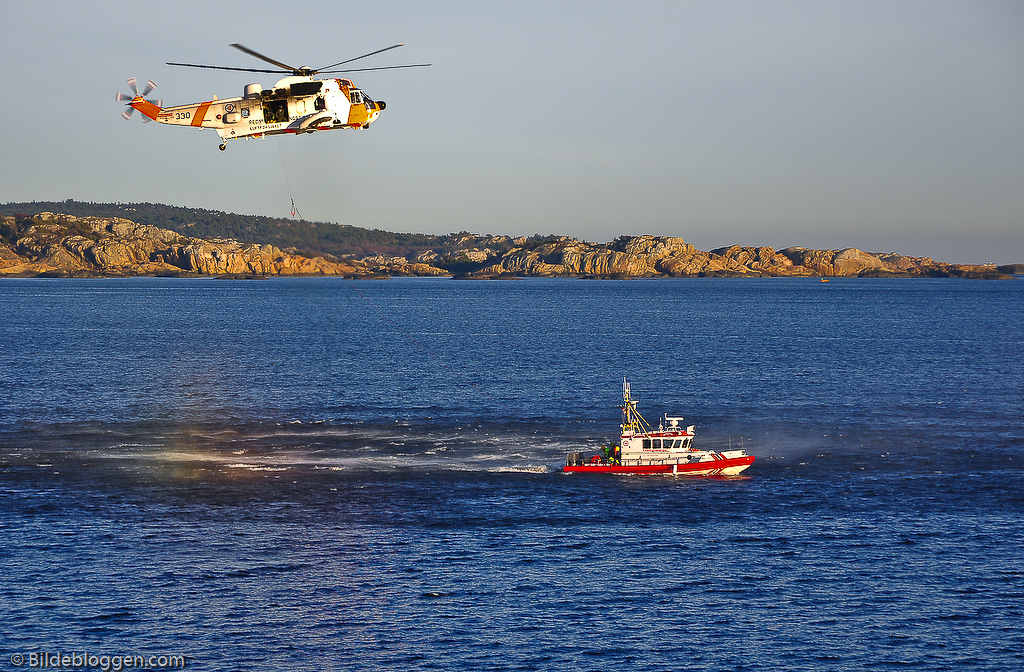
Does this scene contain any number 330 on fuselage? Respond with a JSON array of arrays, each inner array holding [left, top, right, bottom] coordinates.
[[116, 43, 429, 151]]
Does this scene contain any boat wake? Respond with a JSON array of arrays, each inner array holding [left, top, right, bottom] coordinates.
[[0, 418, 576, 477], [2, 413, 1018, 483]]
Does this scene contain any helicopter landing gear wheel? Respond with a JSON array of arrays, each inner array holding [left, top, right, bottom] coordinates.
[[219, 143, 227, 151]]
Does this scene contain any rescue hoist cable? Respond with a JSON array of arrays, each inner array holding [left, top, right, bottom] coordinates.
[[276, 138, 302, 220]]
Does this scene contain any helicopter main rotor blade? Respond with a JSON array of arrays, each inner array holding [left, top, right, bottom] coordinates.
[[166, 62, 285, 74], [164, 44, 429, 78], [315, 44, 405, 73], [230, 43, 300, 73], [320, 63, 432, 74]]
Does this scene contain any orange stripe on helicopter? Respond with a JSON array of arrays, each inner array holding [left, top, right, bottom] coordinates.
[[191, 101, 213, 127]]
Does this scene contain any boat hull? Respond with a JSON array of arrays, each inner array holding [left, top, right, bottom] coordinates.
[[563, 455, 754, 476]]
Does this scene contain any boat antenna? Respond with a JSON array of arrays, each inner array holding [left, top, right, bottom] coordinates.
[[621, 378, 651, 435]]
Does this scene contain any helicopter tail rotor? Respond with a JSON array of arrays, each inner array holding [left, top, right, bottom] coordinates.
[[116, 77, 161, 122]]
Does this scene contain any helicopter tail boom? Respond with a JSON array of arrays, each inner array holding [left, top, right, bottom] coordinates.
[[155, 101, 217, 127], [129, 97, 163, 121]]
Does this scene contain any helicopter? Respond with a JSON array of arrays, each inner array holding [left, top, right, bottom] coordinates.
[[116, 43, 429, 150]]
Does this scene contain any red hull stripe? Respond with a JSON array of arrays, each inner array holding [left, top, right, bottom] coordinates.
[[563, 456, 754, 474]]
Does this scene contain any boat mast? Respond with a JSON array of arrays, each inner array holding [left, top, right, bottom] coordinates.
[[621, 379, 651, 437]]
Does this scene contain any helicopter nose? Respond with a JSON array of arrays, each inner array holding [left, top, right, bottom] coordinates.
[[376, 100, 386, 110]]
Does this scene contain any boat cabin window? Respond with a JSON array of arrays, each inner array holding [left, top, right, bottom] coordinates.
[[642, 439, 651, 450]]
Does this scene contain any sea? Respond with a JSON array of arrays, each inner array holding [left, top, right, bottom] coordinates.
[[1, 277, 1022, 671]]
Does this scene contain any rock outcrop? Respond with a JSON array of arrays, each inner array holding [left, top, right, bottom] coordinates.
[[0, 212, 1014, 279], [0, 213, 447, 278], [462, 237, 1009, 279], [778, 247, 885, 277]]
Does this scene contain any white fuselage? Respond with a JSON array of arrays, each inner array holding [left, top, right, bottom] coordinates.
[[151, 76, 382, 142]]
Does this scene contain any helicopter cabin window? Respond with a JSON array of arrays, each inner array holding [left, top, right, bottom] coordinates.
[[314, 96, 326, 112], [262, 99, 289, 124]]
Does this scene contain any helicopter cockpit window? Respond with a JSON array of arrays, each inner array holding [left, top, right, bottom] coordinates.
[[349, 90, 363, 104]]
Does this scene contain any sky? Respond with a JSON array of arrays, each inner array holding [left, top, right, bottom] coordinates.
[[1, 1, 1022, 264]]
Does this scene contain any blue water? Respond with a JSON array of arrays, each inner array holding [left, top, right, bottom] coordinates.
[[1, 277, 1022, 671]]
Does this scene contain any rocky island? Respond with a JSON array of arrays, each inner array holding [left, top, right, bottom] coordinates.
[[0, 210, 1016, 280]]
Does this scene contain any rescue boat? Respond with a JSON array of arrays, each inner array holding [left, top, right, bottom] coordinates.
[[563, 380, 754, 476]]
